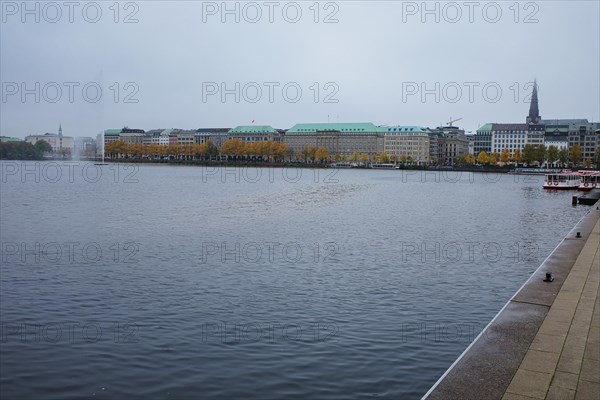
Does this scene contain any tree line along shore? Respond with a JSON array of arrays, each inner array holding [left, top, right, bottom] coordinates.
[[2, 138, 598, 169]]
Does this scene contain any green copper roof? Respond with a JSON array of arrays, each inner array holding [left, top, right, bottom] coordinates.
[[229, 126, 277, 134], [477, 123, 493, 131], [287, 122, 385, 134], [104, 129, 122, 135]]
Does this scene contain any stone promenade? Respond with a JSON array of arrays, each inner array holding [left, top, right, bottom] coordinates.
[[424, 208, 600, 400]]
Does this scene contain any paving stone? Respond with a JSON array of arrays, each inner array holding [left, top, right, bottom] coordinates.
[[546, 385, 576, 400], [520, 350, 560, 374], [546, 309, 575, 324], [583, 339, 599, 361], [574, 379, 600, 400], [578, 357, 600, 383], [561, 339, 587, 361], [539, 320, 573, 337], [502, 393, 539, 400], [556, 356, 584, 374], [552, 371, 579, 390], [506, 369, 552, 399], [531, 333, 567, 354]]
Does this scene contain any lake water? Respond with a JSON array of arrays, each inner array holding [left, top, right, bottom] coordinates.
[[0, 161, 591, 399]]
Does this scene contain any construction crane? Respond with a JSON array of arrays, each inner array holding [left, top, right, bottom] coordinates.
[[447, 117, 463, 127]]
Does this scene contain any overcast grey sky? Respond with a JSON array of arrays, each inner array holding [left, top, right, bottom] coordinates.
[[1, 0, 599, 138]]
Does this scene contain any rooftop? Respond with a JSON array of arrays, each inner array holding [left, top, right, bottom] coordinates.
[[287, 122, 384, 134], [196, 128, 230, 133], [491, 123, 529, 131], [477, 123, 493, 131], [541, 118, 590, 125], [229, 125, 277, 134], [384, 126, 431, 134]]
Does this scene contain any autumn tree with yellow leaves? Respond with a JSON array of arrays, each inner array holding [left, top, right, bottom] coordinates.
[[104, 139, 288, 162]]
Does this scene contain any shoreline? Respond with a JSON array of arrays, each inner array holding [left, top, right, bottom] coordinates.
[[1, 158, 522, 173], [3, 158, 598, 175], [422, 207, 600, 400]]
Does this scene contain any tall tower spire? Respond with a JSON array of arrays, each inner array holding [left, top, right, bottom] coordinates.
[[58, 123, 62, 137], [527, 80, 540, 124]]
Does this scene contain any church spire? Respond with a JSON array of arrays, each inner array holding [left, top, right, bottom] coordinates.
[[527, 80, 540, 124], [58, 123, 62, 137]]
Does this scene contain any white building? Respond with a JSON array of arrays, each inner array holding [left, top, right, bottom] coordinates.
[[490, 124, 544, 155], [544, 138, 569, 151], [144, 129, 173, 145], [26, 128, 74, 152]]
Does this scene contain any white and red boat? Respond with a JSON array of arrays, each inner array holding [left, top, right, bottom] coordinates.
[[543, 171, 582, 190], [578, 171, 600, 191]]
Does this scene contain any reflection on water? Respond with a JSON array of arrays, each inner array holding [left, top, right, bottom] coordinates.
[[0, 163, 591, 399]]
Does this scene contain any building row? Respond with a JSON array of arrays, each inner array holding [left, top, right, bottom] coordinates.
[[99, 82, 598, 164], [472, 82, 600, 161], [100, 123, 470, 165], [10, 81, 599, 164], [472, 120, 599, 160]]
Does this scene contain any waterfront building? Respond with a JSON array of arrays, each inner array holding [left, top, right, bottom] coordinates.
[[543, 119, 600, 161], [443, 130, 469, 165], [103, 129, 122, 144], [284, 122, 384, 158], [490, 124, 543, 155], [145, 128, 231, 147], [478, 81, 599, 161], [142, 129, 171, 146], [174, 130, 197, 146], [141, 130, 156, 145], [101, 127, 228, 149], [99, 130, 121, 156], [228, 126, 281, 143], [119, 132, 144, 144], [526, 81, 599, 155], [102, 127, 146, 146], [159, 130, 172, 145], [431, 125, 469, 165], [383, 126, 431, 165], [25, 124, 74, 152], [428, 131, 442, 164], [115, 127, 146, 144], [169, 131, 178, 145], [26, 134, 74, 151], [195, 128, 230, 147], [472, 124, 492, 155]]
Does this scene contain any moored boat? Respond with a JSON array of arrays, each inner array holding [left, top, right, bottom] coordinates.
[[370, 163, 398, 170], [578, 172, 600, 191], [330, 162, 354, 168], [543, 171, 582, 190]]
